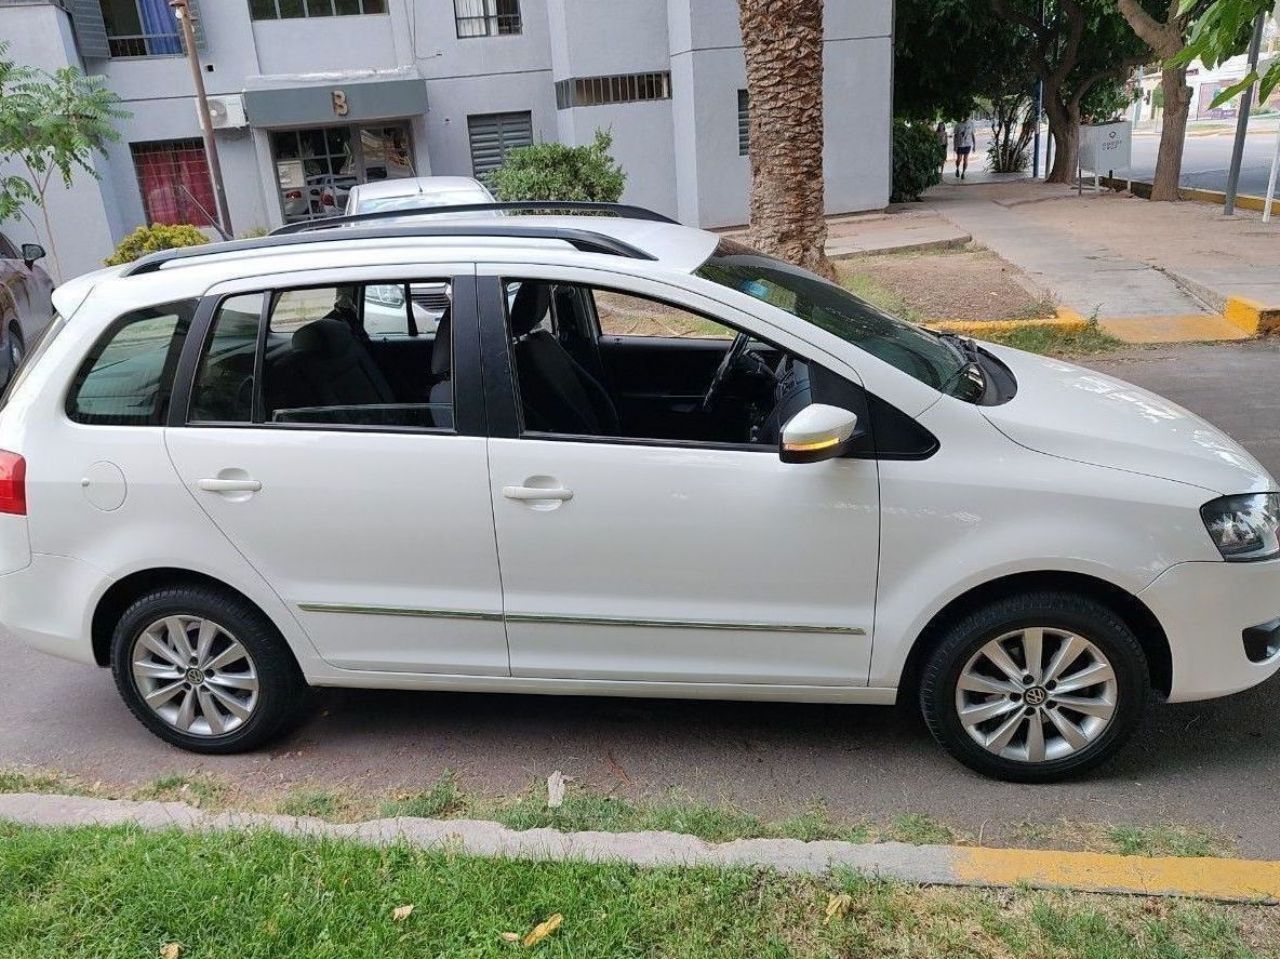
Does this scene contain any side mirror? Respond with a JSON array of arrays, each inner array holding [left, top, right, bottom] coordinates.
[[20, 243, 45, 269], [780, 403, 858, 464]]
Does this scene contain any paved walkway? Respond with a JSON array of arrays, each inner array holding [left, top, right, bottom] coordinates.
[[5, 793, 1279, 902], [924, 186, 1211, 319]]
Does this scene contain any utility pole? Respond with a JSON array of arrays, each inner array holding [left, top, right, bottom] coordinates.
[[1032, 0, 1044, 178], [170, 0, 232, 238], [1223, 11, 1266, 216]]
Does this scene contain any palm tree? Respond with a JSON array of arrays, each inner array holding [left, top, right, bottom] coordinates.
[[737, 0, 836, 280]]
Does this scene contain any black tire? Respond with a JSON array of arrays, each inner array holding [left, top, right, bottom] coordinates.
[[110, 584, 309, 754], [8, 324, 23, 372], [919, 590, 1149, 783]]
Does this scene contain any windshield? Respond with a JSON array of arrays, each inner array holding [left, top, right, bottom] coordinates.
[[695, 238, 982, 401], [359, 190, 492, 214]]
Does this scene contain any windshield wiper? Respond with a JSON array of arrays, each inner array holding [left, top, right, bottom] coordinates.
[[935, 333, 988, 400]]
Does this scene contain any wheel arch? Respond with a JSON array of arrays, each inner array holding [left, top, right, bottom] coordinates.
[[895, 570, 1172, 704], [91, 567, 280, 668]]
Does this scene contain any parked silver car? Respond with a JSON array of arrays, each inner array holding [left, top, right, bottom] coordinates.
[[0, 233, 53, 387]]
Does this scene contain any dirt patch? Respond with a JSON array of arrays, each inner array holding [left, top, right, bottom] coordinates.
[[836, 245, 1055, 323]]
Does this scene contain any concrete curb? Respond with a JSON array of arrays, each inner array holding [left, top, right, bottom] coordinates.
[[925, 312, 1085, 338], [828, 234, 972, 259], [3, 793, 1279, 903], [1100, 175, 1280, 218]]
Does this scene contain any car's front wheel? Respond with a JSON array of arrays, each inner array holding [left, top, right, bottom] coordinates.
[[920, 591, 1149, 782], [110, 584, 308, 753]]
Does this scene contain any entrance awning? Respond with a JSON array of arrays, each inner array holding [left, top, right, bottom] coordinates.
[[244, 75, 428, 128]]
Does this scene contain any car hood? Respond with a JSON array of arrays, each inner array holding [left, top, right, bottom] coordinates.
[[978, 344, 1273, 495]]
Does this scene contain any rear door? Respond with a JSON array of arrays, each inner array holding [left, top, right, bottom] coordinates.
[[164, 266, 510, 676]]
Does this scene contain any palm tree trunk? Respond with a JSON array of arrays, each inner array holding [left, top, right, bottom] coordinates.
[[737, 0, 835, 280], [1151, 63, 1191, 201]]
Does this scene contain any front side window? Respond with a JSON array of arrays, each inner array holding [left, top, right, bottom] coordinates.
[[68, 301, 195, 426], [695, 238, 982, 402], [131, 139, 217, 228], [249, 0, 387, 20], [187, 282, 452, 430], [455, 0, 521, 37], [502, 279, 866, 451]]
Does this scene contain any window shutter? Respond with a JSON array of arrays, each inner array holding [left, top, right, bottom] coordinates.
[[67, 0, 111, 59], [737, 89, 750, 157], [467, 111, 533, 178]]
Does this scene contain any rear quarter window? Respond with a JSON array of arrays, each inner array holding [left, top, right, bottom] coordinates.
[[66, 300, 196, 426]]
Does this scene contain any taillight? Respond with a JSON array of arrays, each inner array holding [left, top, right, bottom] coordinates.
[[285, 190, 302, 200], [0, 450, 25, 515], [321, 193, 335, 206]]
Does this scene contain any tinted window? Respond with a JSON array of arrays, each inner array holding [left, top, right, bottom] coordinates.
[[189, 293, 263, 423], [259, 282, 453, 429], [67, 301, 194, 425]]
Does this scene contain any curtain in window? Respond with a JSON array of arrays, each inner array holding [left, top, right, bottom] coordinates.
[[138, 0, 182, 54], [134, 142, 216, 227], [455, 0, 490, 36]]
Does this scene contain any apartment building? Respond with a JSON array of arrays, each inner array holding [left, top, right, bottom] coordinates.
[[0, 0, 892, 278]]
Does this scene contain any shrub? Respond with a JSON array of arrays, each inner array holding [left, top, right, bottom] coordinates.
[[105, 223, 209, 265], [489, 129, 626, 203], [890, 119, 944, 203]]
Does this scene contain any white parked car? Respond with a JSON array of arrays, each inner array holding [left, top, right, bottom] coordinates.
[[343, 175, 497, 217], [1, 208, 1277, 782]]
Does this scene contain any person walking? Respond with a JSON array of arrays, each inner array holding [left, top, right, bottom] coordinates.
[[935, 121, 948, 178], [953, 116, 976, 179]]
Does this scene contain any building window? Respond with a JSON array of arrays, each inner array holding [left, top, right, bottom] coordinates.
[[99, 0, 183, 57], [468, 112, 533, 179], [738, 89, 750, 156], [271, 123, 415, 223], [249, 0, 387, 20], [554, 71, 672, 110], [131, 139, 217, 227], [455, 0, 521, 37]]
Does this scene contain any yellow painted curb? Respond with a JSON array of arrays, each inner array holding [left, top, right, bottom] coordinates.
[[926, 309, 1086, 338], [1100, 176, 1280, 216], [952, 847, 1280, 903], [1223, 296, 1280, 335]]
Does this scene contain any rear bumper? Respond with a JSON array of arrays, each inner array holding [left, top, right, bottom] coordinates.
[[0, 552, 101, 666], [1140, 558, 1280, 702]]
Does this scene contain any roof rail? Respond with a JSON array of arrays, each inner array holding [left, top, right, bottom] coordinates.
[[270, 201, 678, 236], [119, 223, 657, 277]]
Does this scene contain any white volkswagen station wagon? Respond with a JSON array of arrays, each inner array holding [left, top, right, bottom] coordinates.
[[1, 204, 1277, 782]]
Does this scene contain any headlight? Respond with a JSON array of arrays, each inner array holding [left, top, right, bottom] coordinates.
[[1201, 493, 1280, 561]]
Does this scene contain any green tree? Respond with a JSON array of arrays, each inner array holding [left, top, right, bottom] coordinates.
[[990, 0, 1150, 183], [1176, 0, 1277, 106], [489, 129, 625, 204], [0, 42, 126, 280]]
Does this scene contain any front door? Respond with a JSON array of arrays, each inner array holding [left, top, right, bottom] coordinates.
[[479, 269, 880, 688], [164, 269, 510, 676]]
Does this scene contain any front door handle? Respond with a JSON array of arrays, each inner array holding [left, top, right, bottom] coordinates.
[[503, 485, 573, 502], [198, 478, 262, 493]]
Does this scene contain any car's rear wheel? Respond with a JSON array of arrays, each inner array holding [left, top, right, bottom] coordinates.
[[110, 584, 308, 753], [920, 591, 1148, 782]]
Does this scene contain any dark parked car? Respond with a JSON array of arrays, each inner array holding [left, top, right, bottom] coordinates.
[[0, 233, 54, 387]]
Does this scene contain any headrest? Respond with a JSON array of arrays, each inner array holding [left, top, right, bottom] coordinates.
[[292, 318, 357, 357], [509, 282, 551, 337], [431, 308, 452, 376]]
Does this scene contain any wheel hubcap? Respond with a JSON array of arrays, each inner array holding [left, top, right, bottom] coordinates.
[[954, 627, 1118, 764], [131, 616, 259, 737]]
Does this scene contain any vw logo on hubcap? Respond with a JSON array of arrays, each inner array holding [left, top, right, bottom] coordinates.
[[185, 667, 205, 685], [1024, 686, 1048, 706]]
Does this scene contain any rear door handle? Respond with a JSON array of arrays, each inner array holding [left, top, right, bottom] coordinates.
[[503, 485, 573, 502], [198, 478, 262, 493]]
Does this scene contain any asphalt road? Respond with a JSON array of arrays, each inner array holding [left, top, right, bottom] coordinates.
[[3, 341, 1280, 854], [1128, 128, 1280, 198]]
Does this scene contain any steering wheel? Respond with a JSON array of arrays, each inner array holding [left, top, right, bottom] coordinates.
[[700, 331, 752, 413]]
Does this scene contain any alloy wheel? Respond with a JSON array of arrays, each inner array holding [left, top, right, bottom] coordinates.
[[130, 616, 260, 737], [954, 627, 1118, 764]]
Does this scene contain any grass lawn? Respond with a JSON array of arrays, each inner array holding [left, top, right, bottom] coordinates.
[[0, 823, 1275, 959]]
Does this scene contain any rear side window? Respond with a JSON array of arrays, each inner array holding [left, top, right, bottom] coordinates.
[[67, 301, 195, 426]]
